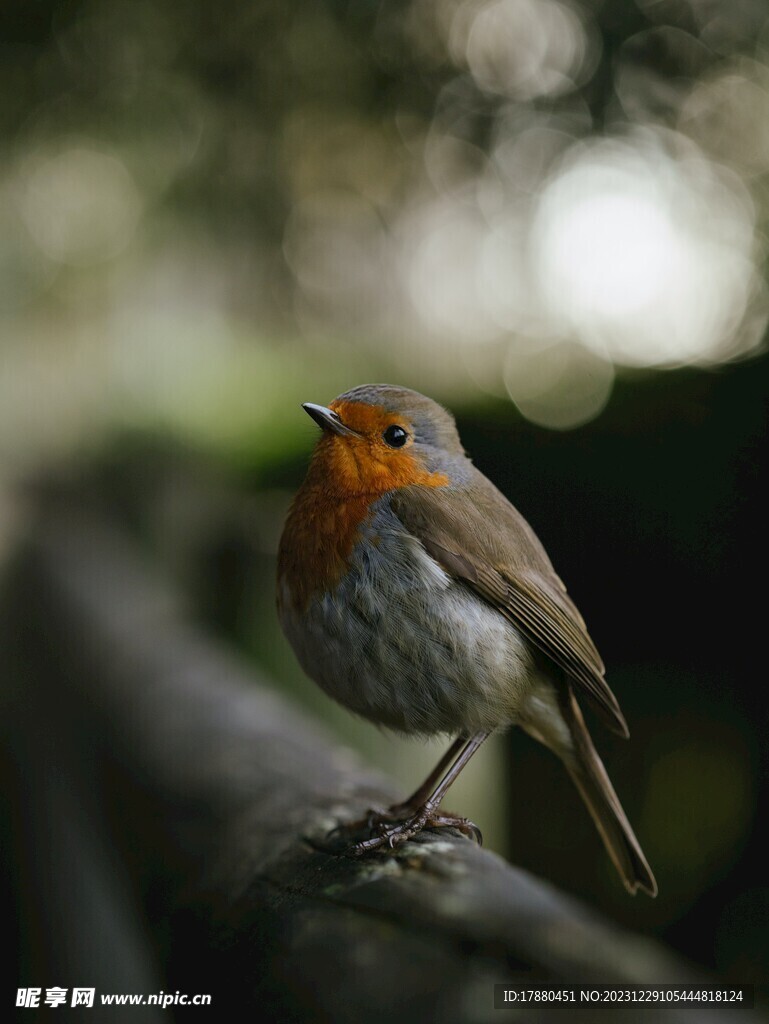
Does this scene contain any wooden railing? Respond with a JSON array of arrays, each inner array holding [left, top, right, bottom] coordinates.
[[1, 503, 751, 1022]]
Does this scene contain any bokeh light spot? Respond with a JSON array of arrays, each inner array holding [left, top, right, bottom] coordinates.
[[451, 0, 598, 101], [20, 144, 141, 267], [533, 137, 760, 366], [642, 736, 752, 890], [504, 338, 614, 429]]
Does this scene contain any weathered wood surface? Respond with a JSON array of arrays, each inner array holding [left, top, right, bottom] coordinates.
[[2, 508, 755, 1022]]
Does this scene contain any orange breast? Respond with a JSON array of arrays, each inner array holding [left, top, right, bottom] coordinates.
[[278, 429, 448, 611]]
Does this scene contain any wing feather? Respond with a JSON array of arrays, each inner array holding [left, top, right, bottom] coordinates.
[[390, 472, 629, 738]]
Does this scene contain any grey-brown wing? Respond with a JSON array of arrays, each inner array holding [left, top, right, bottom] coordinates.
[[390, 476, 629, 738]]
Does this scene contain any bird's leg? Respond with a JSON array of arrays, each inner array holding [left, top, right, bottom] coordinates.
[[323, 735, 469, 845], [352, 731, 490, 854], [364, 735, 468, 828]]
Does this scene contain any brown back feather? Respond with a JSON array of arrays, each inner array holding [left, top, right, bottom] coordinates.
[[390, 468, 629, 738]]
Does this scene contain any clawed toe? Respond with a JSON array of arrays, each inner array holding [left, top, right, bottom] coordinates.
[[350, 812, 427, 854], [427, 813, 483, 846], [318, 800, 482, 855], [348, 807, 482, 855]]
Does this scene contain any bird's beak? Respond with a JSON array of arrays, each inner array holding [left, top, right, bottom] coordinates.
[[302, 403, 360, 438]]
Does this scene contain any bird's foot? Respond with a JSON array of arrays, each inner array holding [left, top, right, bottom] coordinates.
[[324, 798, 417, 840], [324, 806, 388, 841], [350, 807, 482, 854], [363, 799, 419, 830], [314, 803, 399, 852]]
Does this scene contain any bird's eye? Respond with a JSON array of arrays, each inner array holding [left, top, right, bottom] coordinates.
[[382, 424, 409, 448]]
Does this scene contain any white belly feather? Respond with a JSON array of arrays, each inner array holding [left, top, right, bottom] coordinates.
[[278, 508, 540, 736]]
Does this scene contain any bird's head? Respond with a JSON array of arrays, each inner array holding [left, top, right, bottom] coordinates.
[[302, 384, 467, 495]]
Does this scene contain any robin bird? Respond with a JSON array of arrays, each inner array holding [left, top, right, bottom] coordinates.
[[277, 384, 657, 896]]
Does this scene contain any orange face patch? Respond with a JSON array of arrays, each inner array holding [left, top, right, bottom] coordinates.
[[325, 399, 448, 496], [277, 401, 448, 609], [329, 400, 410, 439]]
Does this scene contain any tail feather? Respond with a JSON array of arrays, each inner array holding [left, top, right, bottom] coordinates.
[[561, 685, 657, 897]]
